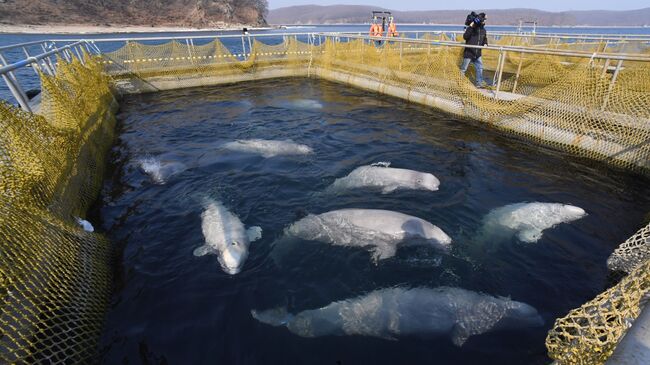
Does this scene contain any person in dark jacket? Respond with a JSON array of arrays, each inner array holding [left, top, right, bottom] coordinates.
[[460, 12, 488, 87]]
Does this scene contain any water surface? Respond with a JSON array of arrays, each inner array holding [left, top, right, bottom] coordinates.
[[97, 78, 650, 364]]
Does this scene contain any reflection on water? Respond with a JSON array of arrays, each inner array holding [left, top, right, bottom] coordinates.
[[98, 78, 650, 364]]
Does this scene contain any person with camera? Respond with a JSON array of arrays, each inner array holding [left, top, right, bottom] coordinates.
[[460, 12, 488, 88]]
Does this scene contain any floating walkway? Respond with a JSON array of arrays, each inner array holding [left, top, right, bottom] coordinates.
[[0, 31, 649, 364]]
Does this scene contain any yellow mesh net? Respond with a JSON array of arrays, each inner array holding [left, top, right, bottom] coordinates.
[[0, 52, 116, 363], [607, 223, 650, 275], [546, 255, 650, 365], [101, 36, 650, 172]]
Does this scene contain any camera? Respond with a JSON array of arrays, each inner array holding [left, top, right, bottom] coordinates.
[[465, 11, 485, 26], [465, 11, 477, 26]]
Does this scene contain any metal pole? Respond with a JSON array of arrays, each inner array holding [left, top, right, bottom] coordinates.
[[601, 59, 623, 111], [399, 41, 403, 71], [1, 73, 32, 112], [72, 45, 83, 63], [0, 52, 31, 109], [247, 35, 252, 57], [189, 38, 196, 56], [241, 36, 246, 60], [62, 48, 72, 63], [495, 50, 506, 98], [76, 45, 85, 65], [601, 58, 611, 78], [493, 49, 503, 86], [40, 43, 57, 74], [185, 39, 193, 61], [22, 47, 40, 77], [512, 51, 524, 93]]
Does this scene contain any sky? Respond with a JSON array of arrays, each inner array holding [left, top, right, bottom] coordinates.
[[268, 0, 649, 12]]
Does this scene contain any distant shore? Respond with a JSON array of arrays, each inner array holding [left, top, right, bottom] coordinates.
[[0, 23, 273, 34]]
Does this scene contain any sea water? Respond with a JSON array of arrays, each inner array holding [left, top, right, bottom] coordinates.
[[96, 78, 650, 364]]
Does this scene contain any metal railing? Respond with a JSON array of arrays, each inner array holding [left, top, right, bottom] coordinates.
[[2, 31, 650, 112]]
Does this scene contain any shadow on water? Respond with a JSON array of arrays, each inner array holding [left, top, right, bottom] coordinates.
[[97, 78, 650, 364]]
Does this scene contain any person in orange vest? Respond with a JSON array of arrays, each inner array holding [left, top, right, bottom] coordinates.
[[387, 18, 399, 37], [369, 21, 381, 37], [369, 19, 383, 46]]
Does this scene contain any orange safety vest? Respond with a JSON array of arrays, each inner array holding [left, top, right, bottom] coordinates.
[[388, 22, 398, 37], [369, 23, 381, 37]]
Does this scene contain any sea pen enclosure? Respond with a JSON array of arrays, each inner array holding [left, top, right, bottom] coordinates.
[[1, 31, 649, 364]]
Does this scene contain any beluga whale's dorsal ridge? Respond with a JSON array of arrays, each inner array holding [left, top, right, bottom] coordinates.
[[326, 162, 440, 194], [193, 199, 262, 275], [222, 139, 313, 158]]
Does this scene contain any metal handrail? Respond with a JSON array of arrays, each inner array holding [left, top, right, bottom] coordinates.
[[331, 33, 650, 62], [0, 41, 88, 75], [2, 31, 650, 113]]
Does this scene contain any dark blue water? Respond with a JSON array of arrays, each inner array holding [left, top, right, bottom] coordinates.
[[97, 78, 650, 364]]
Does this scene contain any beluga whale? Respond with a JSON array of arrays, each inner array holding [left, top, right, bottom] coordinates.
[[326, 162, 440, 194], [283, 98, 323, 110], [280, 209, 452, 262], [252, 287, 543, 346], [193, 199, 262, 275], [222, 139, 313, 158], [480, 202, 587, 243], [138, 156, 187, 184]]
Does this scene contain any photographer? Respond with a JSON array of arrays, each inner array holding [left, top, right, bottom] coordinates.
[[460, 12, 488, 88]]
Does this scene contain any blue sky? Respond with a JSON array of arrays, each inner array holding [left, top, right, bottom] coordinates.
[[269, 1, 648, 11]]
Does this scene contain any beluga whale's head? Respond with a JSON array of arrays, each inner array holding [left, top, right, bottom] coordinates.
[[497, 300, 544, 330], [415, 173, 440, 191], [219, 240, 248, 275], [559, 204, 587, 222]]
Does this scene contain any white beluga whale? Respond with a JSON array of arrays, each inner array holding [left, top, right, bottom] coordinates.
[[281, 209, 452, 262], [193, 199, 262, 275], [252, 287, 543, 346], [282, 98, 323, 110], [480, 202, 587, 243], [222, 139, 313, 158], [327, 162, 440, 194], [138, 157, 187, 184]]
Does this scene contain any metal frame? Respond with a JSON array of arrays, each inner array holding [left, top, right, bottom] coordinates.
[[1, 31, 649, 112]]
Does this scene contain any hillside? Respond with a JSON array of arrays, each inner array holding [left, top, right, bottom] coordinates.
[[0, 0, 268, 27], [268, 5, 650, 26]]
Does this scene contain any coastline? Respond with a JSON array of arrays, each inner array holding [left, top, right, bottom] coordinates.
[[0, 23, 274, 34]]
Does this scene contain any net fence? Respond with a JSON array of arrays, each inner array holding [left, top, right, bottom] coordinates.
[[0, 53, 116, 363], [101, 35, 650, 173], [0, 33, 648, 364]]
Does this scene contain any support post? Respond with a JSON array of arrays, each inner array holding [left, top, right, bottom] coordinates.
[[399, 41, 403, 71], [185, 39, 193, 62], [40, 43, 57, 74], [240, 36, 246, 60], [601, 59, 623, 111], [512, 51, 524, 93], [601, 58, 611, 78], [0, 52, 31, 111], [22, 47, 40, 77], [492, 49, 503, 86], [1, 73, 32, 112], [495, 50, 506, 98], [72, 45, 83, 63]]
